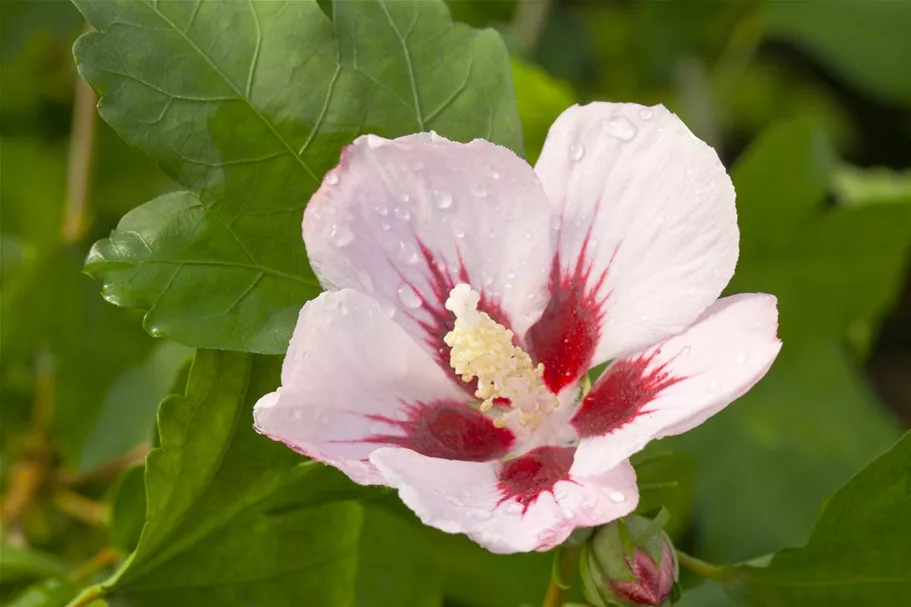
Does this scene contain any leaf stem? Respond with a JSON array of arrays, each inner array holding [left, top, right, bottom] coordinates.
[[543, 545, 580, 607], [511, 0, 554, 56], [62, 22, 98, 245], [676, 550, 729, 582]]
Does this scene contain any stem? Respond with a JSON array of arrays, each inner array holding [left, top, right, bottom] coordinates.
[[61, 22, 98, 245], [543, 545, 580, 607], [65, 547, 119, 607], [676, 550, 729, 582], [511, 0, 554, 56]]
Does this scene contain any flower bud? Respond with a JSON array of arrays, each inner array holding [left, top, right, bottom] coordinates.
[[583, 515, 678, 606]]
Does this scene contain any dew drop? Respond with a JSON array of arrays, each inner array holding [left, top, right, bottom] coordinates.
[[401, 193, 411, 202], [638, 107, 654, 121], [505, 503, 523, 515], [640, 314, 650, 322], [568, 142, 585, 161], [605, 116, 638, 141], [394, 207, 411, 221], [468, 508, 492, 521], [736, 351, 749, 365], [329, 224, 353, 247], [562, 509, 576, 521], [608, 490, 626, 503], [455, 229, 465, 239], [381, 222, 391, 231], [537, 529, 557, 543], [324, 170, 339, 185], [555, 486, 570, 500], [433, 189, 453, 209], [397, 284, 423, 309], [708, 380, 720, 392], [471, 183, 488, 198], [365, 134, 385, 148], [374, 204, 389, 216], [581, 496, 598, 511]]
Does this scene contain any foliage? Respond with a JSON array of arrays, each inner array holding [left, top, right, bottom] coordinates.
[[1, 0, 909, 606]]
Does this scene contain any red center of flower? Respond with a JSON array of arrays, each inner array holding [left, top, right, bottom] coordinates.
[[362, 400, 514, 461], [497, 445, 576, 512], [526, 233, 614, 394], [572, 352, 683, 438]]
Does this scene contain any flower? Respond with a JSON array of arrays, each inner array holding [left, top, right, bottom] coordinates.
[[253, 102, 781, 554], [585, 516, 678, 607]]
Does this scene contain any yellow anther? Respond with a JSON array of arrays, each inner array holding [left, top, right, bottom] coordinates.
[[444, 284, 558, 429]]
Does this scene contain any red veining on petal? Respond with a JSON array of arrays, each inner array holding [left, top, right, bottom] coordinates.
[[497, 445, 576, 513], [526, 230, 616, 393], [359, 400, 514, 461], [572, 351, 684, 439], [407, 241, 513, 391]]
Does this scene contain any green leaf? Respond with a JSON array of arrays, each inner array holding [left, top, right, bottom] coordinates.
[[74, 0, 522, 353], [80, 340, 192, 471], [356, 506, 442, 607], [89, 350, 363, 606], [728, 431, 911, 605], [765, 2, 911, 107], [0, 545, 69, 584], [108, 465, 146, 553], [669, 121, 910, 563], [631, 447, 696, 540], [5, 578, 81, 607]]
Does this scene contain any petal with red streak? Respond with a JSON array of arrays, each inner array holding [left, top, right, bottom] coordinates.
[[530, 102, 739, 390], [253, 290, 513, 485], [571, 293, 781, 477]]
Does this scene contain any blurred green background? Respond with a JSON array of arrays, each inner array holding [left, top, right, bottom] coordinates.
[[1, 1, 910, 606]]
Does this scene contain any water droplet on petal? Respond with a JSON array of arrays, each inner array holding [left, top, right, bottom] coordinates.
[[324, 170, 339, 185], [394, 207, 411, 221], [471, 183, 488, 198], [505, 503, 523, 515], [538, 529, 557, 543], [562, 509, 576, 521], [365, 134, 385, 148], [433, 189, 453, 209], [397, 284, 423, 309], [581, 496, 598, 511], [455, 229, 465, 239], [375, 205, 389, 216], [381, 222, 391, 231], [401, 193, 411, 202], [329, 224, 353, 247], [608, 490, 626, 503], [605, 116, 638, 141], [708, 380, 720, 392], [736, 351, 749, 365], [468, 508, 492, 521], [638, 107, 654, 121], [568, 143, 585, 161]]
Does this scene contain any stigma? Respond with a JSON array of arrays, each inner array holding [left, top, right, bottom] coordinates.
[[443, 284, 559, 429]]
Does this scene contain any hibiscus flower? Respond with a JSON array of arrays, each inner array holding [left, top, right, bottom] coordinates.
[[253, 102, 781, 554]]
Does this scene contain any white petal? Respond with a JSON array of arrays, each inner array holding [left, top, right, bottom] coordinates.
[[571, 294, 781, 477], [371, 446, 638, 554], [304, 133, 554, 373], [254, 290, 515, 485], [531, 102, 739, 380]]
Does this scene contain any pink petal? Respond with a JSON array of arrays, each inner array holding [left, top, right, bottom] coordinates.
[[529, 103, 739, 391], [570, 294, 781, 477], [303, 134, 554, 378], [253, 290, 515, 485], [371, 447, 638, 554]]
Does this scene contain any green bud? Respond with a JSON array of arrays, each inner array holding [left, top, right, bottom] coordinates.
[[584, 515, 678, 606]]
